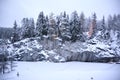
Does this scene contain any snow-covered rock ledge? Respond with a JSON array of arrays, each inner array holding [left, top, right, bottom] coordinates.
[[6, 37, 120, 63]]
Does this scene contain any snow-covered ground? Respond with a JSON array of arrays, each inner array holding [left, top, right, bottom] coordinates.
[[0, 62, 120, 80]]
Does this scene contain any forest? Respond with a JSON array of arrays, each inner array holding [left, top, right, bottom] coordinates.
[[0, 11, 120, 42]]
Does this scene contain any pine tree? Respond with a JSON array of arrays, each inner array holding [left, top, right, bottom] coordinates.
[[36, 12, 47, 37], [107, 15, 113, 31], [101, 16, 110, 40], [21, 18, 35, 39], [59, 11, 70, 41], [113, 14, 118, 30], [45, 16, 49, 35], [79, 12, 85, 41], [12, 21, 19, 43], [80, 12, 85, 32], [42, 16, 48, 36], [29, 18, 35, 37], [21, 18, 29, 39], [101, 16, 105, 32], [56, 16, 61, 37], [92, 13, 97, 33], [70, 11, 81, 42]]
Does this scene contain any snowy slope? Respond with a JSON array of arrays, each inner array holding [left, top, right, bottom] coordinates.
[[0, 62, 120, 80], [7, 37, 65, 62]]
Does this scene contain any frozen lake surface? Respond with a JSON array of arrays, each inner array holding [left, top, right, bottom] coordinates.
[[0, 62, 120, 80]]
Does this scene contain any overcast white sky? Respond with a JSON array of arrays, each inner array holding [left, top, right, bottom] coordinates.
[[0, 0, 120, 27]]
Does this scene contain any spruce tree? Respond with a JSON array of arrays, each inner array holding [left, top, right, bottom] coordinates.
[[12, 21, 19, 43], [70, 11, 80, 42], [36, 12, 46, 37]]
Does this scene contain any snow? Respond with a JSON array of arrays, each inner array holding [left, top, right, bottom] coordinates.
[[0, 62, 120, 80], [54, 37, 62, 41], [48, 50, 56, 54], [7, 37, 42, 55], [40, 50, 49, 58]]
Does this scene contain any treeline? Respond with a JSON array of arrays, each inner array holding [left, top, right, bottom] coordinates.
[[0, 27, 13, 39], [1, 11, 120, 42]]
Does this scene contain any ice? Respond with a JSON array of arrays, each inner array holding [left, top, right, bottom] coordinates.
[[0, 62, 120, 80]]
